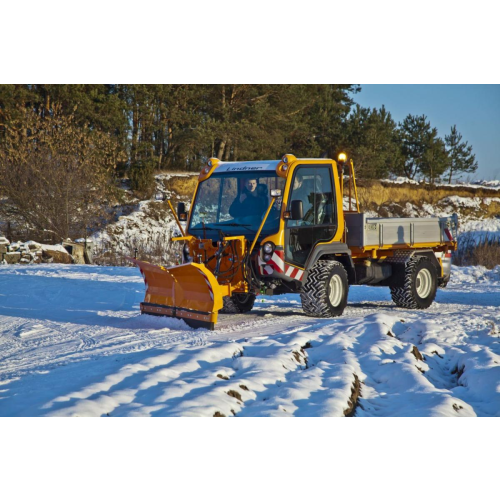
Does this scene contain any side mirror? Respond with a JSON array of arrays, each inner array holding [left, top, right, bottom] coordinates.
[[177, 202, 187, 221], [290, 200, 303, 220]]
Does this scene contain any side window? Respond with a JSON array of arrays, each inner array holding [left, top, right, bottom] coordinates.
[[313, 168, 335, 225], [287, 167, 316, 227], [287, 167, 335, 227], [285, 166, 336, 267]]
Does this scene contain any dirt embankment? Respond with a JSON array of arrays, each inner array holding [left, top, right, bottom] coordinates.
[[355, 180, 500, 218]]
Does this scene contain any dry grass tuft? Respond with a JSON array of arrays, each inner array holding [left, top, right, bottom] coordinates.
[[454, 233, 500, 269], [93, 233, 178, 267], [162, 176, 198, 199], [344, 374, 362, 417], [227, 390, 242, 402]]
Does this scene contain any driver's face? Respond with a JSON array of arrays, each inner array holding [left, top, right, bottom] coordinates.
[[246, 180, 257, 192]]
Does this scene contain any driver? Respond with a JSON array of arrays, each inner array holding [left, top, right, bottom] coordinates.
[[288, 172, 313, 226], [229, 178, 267, 218]]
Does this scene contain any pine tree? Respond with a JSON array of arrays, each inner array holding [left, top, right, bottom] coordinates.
[[420, 134, 449, 184], [397, 114, 449, 182], [444, 125, 478, 183], [397, 115, 430, 179], [302, 84, 360, 159], [344, 105, 402, 179]]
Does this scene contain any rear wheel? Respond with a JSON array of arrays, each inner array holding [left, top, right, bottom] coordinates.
[[390, 257, 437, 309], [301, 260, 349, 317], [220, 293, 256, 314]]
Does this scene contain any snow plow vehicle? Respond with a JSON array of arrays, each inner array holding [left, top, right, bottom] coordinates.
[[132, 154, 458, 329]]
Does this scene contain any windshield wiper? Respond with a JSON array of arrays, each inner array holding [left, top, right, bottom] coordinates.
[[213, 222, 253, 228], [190, 226, 219, 232], [190, 223, 253, 235]]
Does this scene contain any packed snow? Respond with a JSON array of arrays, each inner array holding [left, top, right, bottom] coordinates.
[[0, 264, 498, 417]]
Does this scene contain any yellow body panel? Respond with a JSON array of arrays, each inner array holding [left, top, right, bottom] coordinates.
[[261, 157, 345, 250]]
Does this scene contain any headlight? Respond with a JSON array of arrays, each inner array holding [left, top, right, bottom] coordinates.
[[263, 253, 272, 262], [263, 243, 274, 254], [183, 243, 192, 263]]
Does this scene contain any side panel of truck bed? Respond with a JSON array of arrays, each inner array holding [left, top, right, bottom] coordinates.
[[344, 213, 457, 249]]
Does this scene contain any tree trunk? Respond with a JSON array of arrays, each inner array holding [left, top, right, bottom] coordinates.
[[217, 139, 226, 160], [132, 105, 139, 162], [223, 139, 231, 161], [216, 85, 227, 159]]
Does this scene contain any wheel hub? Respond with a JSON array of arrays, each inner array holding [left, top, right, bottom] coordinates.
[[328, 274, 343, 307], [416, 268, 432, 298]]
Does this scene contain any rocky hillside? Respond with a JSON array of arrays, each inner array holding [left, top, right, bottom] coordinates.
[[90, 173, 197, 266]]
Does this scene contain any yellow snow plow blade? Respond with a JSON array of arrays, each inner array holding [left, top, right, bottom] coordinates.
[[130, 259, 226, 330]]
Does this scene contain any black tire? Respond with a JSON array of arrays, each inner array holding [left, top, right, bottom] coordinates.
[[220, 293, 256, 314], [438, 277, 450, 289], [300, 260, 349, 317], [390, 257, 437, 309]]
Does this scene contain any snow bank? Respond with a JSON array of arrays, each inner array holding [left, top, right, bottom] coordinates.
[[458, 218, 500, 243], [383, 177, 419, 185], [450, 264, 500, 284], [382, 178, 500, 191], [40, 244, 70, 253]]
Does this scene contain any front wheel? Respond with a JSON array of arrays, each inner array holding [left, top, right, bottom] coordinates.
[[301, 260, 349, 317], [220, 293, 256, 314], [390, 257, 437, 309]]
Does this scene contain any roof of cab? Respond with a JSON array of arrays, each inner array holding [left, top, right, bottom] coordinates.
[[214, 160, 281, 173]]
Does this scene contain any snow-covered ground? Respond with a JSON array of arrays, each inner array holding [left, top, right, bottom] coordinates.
[[383, 177, 500, 190], [1, 264, 498, 417]]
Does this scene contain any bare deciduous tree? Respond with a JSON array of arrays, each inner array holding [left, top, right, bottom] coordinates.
[[0, 108, 124, 242]]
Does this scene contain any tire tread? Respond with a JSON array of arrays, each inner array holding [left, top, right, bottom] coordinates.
[[301, 260, 348, 317], [221, 294, 256, 314], [390, 257, 437, 309]]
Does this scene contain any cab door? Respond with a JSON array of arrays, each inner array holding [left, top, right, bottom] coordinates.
[[284, 166, 337, 268]]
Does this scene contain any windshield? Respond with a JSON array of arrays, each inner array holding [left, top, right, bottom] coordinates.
[[188, 172, 285, 238]]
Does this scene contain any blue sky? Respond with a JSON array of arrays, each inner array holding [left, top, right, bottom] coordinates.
[[354, 85, 500, 180]]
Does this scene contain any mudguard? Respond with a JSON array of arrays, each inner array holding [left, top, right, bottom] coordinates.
[[130, 259, 226, 330]]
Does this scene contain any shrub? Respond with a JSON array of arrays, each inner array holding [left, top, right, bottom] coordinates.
[[0, 110, 122, 243], [454, 233, 500, 269], [92, 232, 179, 267], [129, 160, 155, 197]]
